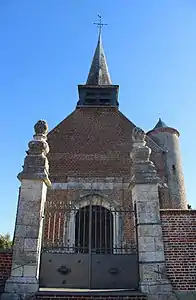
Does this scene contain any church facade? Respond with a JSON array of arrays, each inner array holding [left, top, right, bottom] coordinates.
[[1, 32, 196, 300]]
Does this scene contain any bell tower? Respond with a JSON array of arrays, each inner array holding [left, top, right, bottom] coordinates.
[[77, 16, 119, 108]]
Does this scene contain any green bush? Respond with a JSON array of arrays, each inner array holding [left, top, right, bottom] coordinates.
[[0, 233, 12, 249]]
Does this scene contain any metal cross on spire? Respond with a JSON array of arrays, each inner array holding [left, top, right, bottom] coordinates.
[[93, 14, 108, 37]]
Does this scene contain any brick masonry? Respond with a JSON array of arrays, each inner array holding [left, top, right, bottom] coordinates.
[[161, 209, 196, 291], [36, 297, 147, 300], [35, 297, 147, 300], [35, 294, 147, 300], [47, 107, 166, 181], [0, 250, 12, 293]]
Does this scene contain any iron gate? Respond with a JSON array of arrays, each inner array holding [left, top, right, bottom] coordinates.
[[40, 203, 139, 289]]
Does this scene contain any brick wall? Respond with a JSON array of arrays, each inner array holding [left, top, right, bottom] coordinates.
[[47, 107, 165, 180], [0, 249, 12, 293], [161, 209, 196, 290]]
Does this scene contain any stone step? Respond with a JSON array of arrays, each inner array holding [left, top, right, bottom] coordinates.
[[36, 289, 148, 300]]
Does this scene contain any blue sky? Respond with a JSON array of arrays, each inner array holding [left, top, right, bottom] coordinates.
[[0, 0, 196, 235]]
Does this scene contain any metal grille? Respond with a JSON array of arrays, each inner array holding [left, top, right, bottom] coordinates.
[[75, 205, 113, 254], [40, 203, 139, 289]]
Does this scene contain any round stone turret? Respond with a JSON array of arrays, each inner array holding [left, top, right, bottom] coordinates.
[[147, 118, 187, 209]]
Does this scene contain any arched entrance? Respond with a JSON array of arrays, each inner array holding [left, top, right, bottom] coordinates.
[[75, 205, 113, 254], [40, 202, 139, 290]]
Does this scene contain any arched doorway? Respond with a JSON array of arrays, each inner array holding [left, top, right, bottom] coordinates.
[[75, 205, 113, 254]]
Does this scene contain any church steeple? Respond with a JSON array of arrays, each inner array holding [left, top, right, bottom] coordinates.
[[86, 33, 112, 85], [77, 16, 119, 108]]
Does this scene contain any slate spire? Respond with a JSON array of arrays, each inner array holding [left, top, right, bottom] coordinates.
[[86, 33, 112, 85], [77, 16, 119, 107]]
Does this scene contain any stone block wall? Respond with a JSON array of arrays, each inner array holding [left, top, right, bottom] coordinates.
[[0, 250, 12, 293], [161, 209, 196, 291]]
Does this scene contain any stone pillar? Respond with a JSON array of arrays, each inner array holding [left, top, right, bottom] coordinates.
[[2, 120, 51, 300], [130, 127, 173, 300]]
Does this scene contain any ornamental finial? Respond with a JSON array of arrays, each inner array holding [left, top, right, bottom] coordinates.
[[132, 127, 146, 142], [34, 120, 48, 136]]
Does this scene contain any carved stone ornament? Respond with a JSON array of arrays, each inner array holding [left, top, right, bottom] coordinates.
[[34, 120, 48, 135], [132, 127, 146, 142], [28, 140, 48, 155]]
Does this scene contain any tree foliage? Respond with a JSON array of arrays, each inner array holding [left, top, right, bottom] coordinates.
[[0, 233, 12, 249]]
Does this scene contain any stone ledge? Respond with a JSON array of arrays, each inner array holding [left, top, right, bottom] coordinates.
[[51, 182, 129, 190], [147, 291, 196, 300], [140, 280, 172, 294], [160, 209, 196, 215], [2, 276, 39, 296], [0, 249, 12, 254], [36, 289, 147, 299]]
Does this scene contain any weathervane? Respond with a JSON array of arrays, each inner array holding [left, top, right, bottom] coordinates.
[[93, 14, 108, 36]]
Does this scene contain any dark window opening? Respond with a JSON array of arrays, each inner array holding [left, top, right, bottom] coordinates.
[[172, 165, 176, 173], [100, 99, 110, 104], [85, 98, 96, 104], [158, 186, 163, 208]]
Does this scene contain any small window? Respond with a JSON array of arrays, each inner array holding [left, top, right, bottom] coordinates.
[[100, 99, 110, 104], [172, 165, 176, 173], [85, 98, 96, 104]]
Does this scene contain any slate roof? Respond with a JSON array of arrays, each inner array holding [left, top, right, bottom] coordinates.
[[153, 118, 168, 130], [86, 34, 112, 85]]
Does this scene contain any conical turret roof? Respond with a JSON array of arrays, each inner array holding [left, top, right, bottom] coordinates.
[[153, 118, 168, 130]]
